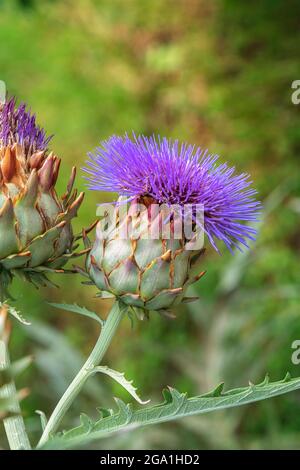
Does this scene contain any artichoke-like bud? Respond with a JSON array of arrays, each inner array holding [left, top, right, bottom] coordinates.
[[0, 97, 84, 298], [86, 197, 205, 317], [84, 134, 261, 318]]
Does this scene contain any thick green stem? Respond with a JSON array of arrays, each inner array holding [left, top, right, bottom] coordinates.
[[38, 301, 125, 448], [0, 333, 31, 449]]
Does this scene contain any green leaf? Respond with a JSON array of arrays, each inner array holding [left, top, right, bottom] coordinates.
[[39, 374, 300, 450], [91, 366, 150, 405], [48, 303, 104, 327], [79, 413, 93, 433]]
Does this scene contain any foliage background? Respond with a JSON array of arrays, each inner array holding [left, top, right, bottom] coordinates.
[[1, 0, 300, 449]]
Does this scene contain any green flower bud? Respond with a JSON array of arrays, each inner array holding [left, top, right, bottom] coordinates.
[[86, 198, 205, 318]]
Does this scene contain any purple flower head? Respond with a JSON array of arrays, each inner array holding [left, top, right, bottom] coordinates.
[[84, 134, 261, 252], [0, 97, 52, 155]]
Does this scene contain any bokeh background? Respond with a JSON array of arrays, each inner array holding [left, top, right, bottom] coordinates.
[[1, 0, 300, 449]]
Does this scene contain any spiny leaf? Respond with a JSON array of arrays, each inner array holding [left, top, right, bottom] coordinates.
[[200, 382, 225, 397], [162, 387, 186, 406], [114, 398, 133, 425], [3, 303, 31, 326], [282, 372, 291, 382], [39, 373, 300, 450], [257, 374, 269, 386], [91, 366, 150, 405], [79, 413, 93, 433], [48, 302, 104, 327], [96, 407, 113, 419]]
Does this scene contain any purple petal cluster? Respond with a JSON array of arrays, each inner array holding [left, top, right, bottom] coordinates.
[[84, 134, 261, 252], [0, 97, 52, 155]]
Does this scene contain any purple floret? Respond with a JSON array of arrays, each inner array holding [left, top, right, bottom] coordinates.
[[0, 97, 52, 155], [84, 134, 262, 252]]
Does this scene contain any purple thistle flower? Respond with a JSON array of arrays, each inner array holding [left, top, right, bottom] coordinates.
[[0, 97, 52, 155], [84, 134, 261, 252]]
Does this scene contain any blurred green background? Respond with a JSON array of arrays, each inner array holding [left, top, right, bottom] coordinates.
[[1, 0, 300, 449]]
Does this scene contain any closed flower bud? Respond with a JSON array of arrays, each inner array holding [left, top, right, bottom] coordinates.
[[86, 197, 206, 316]]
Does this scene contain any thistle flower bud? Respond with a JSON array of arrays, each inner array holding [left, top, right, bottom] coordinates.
[[86, 197, 206, 316], [0, 97, 84, 298]]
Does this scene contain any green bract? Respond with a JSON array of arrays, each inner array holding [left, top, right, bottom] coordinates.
[[86, 199, 205, 318]]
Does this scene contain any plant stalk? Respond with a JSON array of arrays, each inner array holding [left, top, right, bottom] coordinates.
[[0, 305, 31, 450], [38, 301, 125, 448]]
